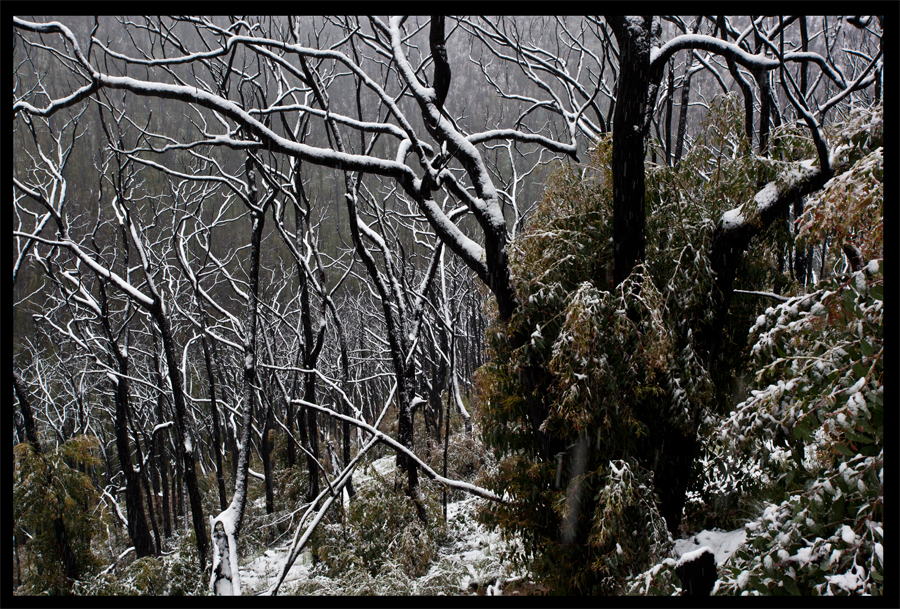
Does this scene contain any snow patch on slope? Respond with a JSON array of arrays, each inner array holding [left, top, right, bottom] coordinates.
[[674, 528, 747, 566]]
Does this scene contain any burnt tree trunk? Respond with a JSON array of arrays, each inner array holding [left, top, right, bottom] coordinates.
[[674, 17, 703, 166], [154, 305, 209, 569], [260, 380, 276, 515], [201, 327, 229, 512], [156, 424, 172, 538], [609, 16, 651, 287], [293, 168, 322, 503], [111, 350, 155, 558]]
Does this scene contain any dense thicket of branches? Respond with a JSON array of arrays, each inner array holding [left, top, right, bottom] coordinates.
[[13, 15, 883, 596]]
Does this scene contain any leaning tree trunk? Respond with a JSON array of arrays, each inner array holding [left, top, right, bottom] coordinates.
[[210, 158, 267, 595], [153, 306, 209, 570], [111, 349, 156, 559], [293, 168, 322, 503], [608, 15, 700, 536], [200, 321, 229, 512], [260, 381, 276, 515]]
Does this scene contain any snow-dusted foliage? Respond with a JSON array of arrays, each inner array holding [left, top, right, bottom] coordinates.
[[798, 105, 883, 266], [74, 533, 206, 596], [477, 138, 716, 594], [713, 261, 883, 595], [632, 261, 883, 596], [13, 436, 102, 594]]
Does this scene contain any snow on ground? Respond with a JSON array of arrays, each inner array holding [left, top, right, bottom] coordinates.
[[354, 454, 398, 485], [239, 452, 748, 595], [431, 494, 525, 593], [674, 528, 747, 566], [238, 452, 748, 595], [240, 547, 311, 593], [239, 454, 524, 595]]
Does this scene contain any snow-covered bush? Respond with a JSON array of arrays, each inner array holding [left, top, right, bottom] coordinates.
[[77, 530, 207, 595], [476, 137, 720, 594], [714, 260, 883, 595], [628, 260, 883, 596], [13, 435, 101, 594], [799, 105, 883, 266], [317, 467, 448, 581]]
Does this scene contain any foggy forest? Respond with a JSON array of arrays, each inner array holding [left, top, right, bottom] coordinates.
[[12, 15, 884, 596]]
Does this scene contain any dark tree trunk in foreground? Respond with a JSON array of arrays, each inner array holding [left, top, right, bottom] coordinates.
[[608, 15, 698, 536], [609, 17, 652, 287], [261, 387, 275, 515], [111, 351, 156, 559], [201, 327, 229, 512], [154, 306, 209, 570]]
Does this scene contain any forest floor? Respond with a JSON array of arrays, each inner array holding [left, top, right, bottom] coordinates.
[[236, 455, 746, 595], [238, 455, 536, 596]]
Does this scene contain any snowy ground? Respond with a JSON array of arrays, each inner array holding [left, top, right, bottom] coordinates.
[[238, 456, 525, 596], [237, 454, 747, 595], [673, 528, 747, 566]]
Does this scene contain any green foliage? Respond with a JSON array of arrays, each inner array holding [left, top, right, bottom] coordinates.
[[76, 531, 207, 595], [13, 435, 101, 595], [713, 260, 883, 595], [317, 466, 448, 581], [476, 135, 724, 593], [649, 93, 769, 219], [798, 115, 883, 264], [477, 95, 884, 595], [631, 261, 884, 596], [626, 101, 884, 595], [648, 93, 773, 413]]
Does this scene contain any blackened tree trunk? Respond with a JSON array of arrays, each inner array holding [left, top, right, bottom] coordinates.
[[149, 433, 162, 532], [52, 517, 79, 582], [209, 157, 270, 595], [171, 439, 181, 532], [154, 305, 209, 569], [285, 370, 296, 469], [792, 18, 810, 288], [718, 16, 755, 147], [150, 336, 172, 538], [608, 15, 698, 536], [156, 425, 172, 538], [609, 16, 652, 287], [201, 330, 229, 512], [111, 350, 155, 558], [674, 17, 703, 166], [293, 168, 321, 503], [260, 382, 276, 515], [135, 429, 162, 555], [663, 59, 675, 166]]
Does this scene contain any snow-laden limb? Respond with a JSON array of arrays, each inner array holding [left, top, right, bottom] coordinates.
[[651, 34, 780, 72], [12, 231, 155, 309], [297, 398, 504, 503], [259, 381, 396, 595], [466, 128, 577, 156], [12, 22, 419, 188], [98, 486, 129, 529], [732, 290, 790, 303], [717, 104, 882, 241], [674, 529, 747, 567], [707, 105, 883, 363], [209, 513, 240, 595], [265, 436, 378, 596]]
